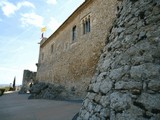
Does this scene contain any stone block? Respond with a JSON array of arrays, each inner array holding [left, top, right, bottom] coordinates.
[[94, 94, 101, 103], [101, 59, 111, 71], [136, 93, 160, 110], [92, 82, 101, 93], [84, 112, 90, 120], [83, 99, 90, 108], [87, 92, 96, 100], [95, 105, 102, 112], [88, 102, 96, 112], [89, 115, 100, 120], [97, 72, 107, 82], [110, 92, 131, 111], [130, 64, 160, 79], [100, 95, 110, 107], [100, 108, 110, 118], [109, 67, 123, 80], [115, 81, 142, 90], [100, 80, 113, 94], [148, 79, 160, 91]]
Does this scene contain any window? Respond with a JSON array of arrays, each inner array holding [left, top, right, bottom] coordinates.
[[72, 26, 76, 41], [51, 44, 54, 53], [83, 15, 91, 34], [83, 20, 85, 34], [42, 53, 44, 60]]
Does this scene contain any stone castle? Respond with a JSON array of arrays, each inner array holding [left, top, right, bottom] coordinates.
[[36, 0, 119, 98], [21, 0, 160, 119]]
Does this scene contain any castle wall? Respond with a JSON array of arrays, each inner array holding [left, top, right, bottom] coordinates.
[[19, 70, 36, 93], [36, 0, 119, 98], [77, 0, 160, 119]]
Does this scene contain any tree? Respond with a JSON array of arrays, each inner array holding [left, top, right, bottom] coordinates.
[[13, 77, 16, 91]]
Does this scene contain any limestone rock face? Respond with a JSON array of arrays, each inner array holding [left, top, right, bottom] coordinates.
[[28, 82, 68, 100], [77, 0, 160, 119], [28, 82, 84, 101]]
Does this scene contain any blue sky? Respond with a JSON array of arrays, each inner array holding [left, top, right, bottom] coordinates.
[[0, 0, 84, 85]]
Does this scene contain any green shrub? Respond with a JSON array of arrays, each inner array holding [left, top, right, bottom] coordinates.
[[0, 89, 5, 96], [0, 87, 14, 92]]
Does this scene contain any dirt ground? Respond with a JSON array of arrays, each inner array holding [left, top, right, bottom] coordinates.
[[0, 92, 81, 120]]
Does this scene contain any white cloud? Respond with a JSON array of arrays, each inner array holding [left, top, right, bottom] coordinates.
[[20, 12, 44, 27], [0, 1, 17, 17], [46, 0, 57, 5], [0, 0, 35, 17], [47, 17, 61, 32], [17, 1, 35, 9]]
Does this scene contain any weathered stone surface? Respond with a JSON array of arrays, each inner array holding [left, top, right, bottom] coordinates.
[[100, 108, 110, 118], [99, 95, 109, 107], [101, 59, 111, 71], [96, 72, 107, 82], [77, 0, 160, 119], [109, 67, 123, 80], [88, 102, 96, 112], [99, 80, 113, 94], [89, 115, 100, 120], [83, 99, 90, 108], [92, 83, 101, 93], [110, 92, 131, 111], [95, 105, 102, 112], [84, 112, 90, 120], [29, 82, 48, 94], [130, 63, 160, 79], [28, 82, 70, 100], [94, 94, 101, 103], [136, 93, 160, 110], [148, 79, 160, 91], [87, 92, 96, 100], [115, 81, 142, 90]]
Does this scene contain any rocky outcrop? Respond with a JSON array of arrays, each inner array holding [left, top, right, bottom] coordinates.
[[77, 0, 160, 119], [28, 82, 79, 100]]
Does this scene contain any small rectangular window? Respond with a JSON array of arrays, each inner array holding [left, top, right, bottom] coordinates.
[[83, 21, 86, 34], [72, 26, 76, 41], [51, 44, 53, 53]]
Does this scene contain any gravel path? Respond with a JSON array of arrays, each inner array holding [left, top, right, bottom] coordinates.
[[0, 92, 81, 120]]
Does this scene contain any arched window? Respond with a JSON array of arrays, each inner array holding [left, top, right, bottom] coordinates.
[[83, 15, 91, 34], [72, 25, 76, 41]]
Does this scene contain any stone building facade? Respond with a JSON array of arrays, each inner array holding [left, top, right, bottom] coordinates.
[[77, 0, 160, 119], [36, 0, 119, 98]]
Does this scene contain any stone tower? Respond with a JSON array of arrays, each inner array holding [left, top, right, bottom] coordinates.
[[77, 0, 160, 119]]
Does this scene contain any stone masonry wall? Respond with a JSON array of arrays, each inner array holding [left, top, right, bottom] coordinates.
[[77, 0, 160, 119], [37, 0, 119, 98], [19, 70, 36, 94]]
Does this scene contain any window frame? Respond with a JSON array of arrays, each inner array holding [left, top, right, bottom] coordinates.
[[72, 25, 77, 42], [82, 15, 91, 34]]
